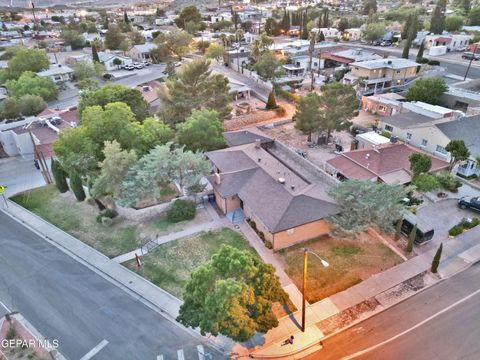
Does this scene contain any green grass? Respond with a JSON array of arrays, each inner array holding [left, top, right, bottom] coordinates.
[[11, 186, 139, 258], [124, 228, 256, 299], [277, 235, 402, 303]]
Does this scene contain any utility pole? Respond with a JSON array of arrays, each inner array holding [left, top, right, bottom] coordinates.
[[464, 44, 478, 81]]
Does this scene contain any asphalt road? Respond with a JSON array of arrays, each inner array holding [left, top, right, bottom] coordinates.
[[305, 263, 480, 360], [342, 43, 480, 80], [0, 212, 223, 360]]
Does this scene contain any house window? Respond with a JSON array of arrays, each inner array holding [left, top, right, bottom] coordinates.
[[378, 105, 387, 112], [384, 125, 394, 132], [406, 133, 412, 140], [436, 145, 448, 154], [421, 139, 428, 147], [287, 228, 295, 235]]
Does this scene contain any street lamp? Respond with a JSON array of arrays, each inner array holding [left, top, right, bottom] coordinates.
[[302, 248, 329, 332]]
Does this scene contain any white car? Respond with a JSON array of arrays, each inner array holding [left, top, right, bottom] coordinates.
[[133, 63, 144, 69]]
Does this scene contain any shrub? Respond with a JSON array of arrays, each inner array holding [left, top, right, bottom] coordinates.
[[417, 57, 429, 64], [101, 217, 113, 226], [258, 231, 265, 241], [380, 131, 392, 138], [265, 240, 273, 249], [51, 158, 69, 193], [103, 73, 113, 80], [436, 172, 458, 190], [412, 174, 440, 192], [247, 218, 257, 231], [275, 106, 286, 116], [428, 60, 440, 66], [102, 208, 118, 219], [266, 91, 277, 110], [69, 172, 86, 201], [448, 225, 463, 237], [167, 199, 196, 223]]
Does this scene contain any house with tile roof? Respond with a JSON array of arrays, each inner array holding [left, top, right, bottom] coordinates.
[[325, 143, 450, 184], [207, 130, 339, 250]]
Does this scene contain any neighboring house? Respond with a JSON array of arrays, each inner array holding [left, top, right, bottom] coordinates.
[[128, 43, 157, 61], [207, 129, 339, 251], [435, 115, 480, 177], [355, 131, 391, 149], [424, 33, 472, 51], [37, 64, 74, 84], [361, 92, 405, 117], [282, 55, 322, 77], [343, 58, 419, 95], [323, 48, 383, 67], [287, 26, 301, 37], [314, 27, 341, 39], [343, 28, 362, 41], [223, 48, 250, 69], [211, 12, 233, 23], [98, 51, 133, 71], [136, 81, 162, 113], [326, 143, 450, 184], [440, 86, 480, 112]]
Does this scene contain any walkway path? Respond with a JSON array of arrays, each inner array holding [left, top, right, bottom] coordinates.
[[112, 216, 229, 263]]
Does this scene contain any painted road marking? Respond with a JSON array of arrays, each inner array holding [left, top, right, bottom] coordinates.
[[197, 344, 205, 360], [79, 339, 109, 360], [342, 287, 480, 359], [177, 349, 185, 360]]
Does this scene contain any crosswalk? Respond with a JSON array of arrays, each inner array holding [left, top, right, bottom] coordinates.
[[157, 344, 212, 360]]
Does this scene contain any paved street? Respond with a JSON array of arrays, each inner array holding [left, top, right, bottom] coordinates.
[[304, 263, 480, 360], [0, 212, 224, 360]]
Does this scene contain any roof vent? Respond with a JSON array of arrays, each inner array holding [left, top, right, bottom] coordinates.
[[291, 185, 295, 190], [278, 177, 286, 184], [255, 138, 261, 148], [365, 153, 370, 159], [258, 157, 261, 162]]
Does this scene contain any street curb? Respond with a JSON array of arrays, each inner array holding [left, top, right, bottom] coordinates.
[[0, 204, 231, 358]]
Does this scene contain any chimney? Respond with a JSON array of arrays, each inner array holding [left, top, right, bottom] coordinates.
[[215, 172, 221, 185], [255, 138, 261, 148]]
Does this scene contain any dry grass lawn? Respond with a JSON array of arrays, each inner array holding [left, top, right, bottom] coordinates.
[[277, 234, 403, 303]]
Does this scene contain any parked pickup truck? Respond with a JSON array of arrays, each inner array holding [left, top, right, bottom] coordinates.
[[458, 196, 480, 212], [462, 52, 480, 60]]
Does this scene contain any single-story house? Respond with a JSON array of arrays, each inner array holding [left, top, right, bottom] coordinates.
[[128, 43, 157, 61], [361, 93, 405, 117], [326, 143, 450, 184], [355, 131, 391, 149], [207, 129, 339, 250], [98, 51, 133, 71], [424, 33, 472, 51], [323, 48, 383, 67], [37, 64, 74, 84]]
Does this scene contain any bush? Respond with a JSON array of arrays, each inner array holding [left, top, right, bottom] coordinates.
[[417, 58, 430, 64], [167, 199, 196, 223], [449, 225, 463, 237], [247, 218, 257, 231], [265, 240, 273, 249], [102, 208, 118, 219], [258, 231, 265, 241], [103, 73, 113, 80], [412, 174, 440, 192], [428, 60, 440, 66], [69, 172, 86, 201], [381, 131, 392, 138], [275, 106, 286, 116], [51, 159, 69, 193], [266, 91, 277, 110], [436, 172, 458, 190]]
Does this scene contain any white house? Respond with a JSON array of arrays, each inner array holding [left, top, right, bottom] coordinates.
[[37, 64, 74, 84], [128, 43, 157, 61], [424, 33, 472, 51], [343, 28, 362, 41], [211, 12, 233, 23], [98, 52, 133, 71], [283, 55, 323, 77], [314, 27, 340, 39]]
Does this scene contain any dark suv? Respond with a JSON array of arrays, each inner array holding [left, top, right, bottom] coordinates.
[[458, 196, 480, 212]]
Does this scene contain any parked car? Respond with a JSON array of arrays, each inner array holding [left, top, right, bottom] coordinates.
[[133, 63, 144, 69], [401, 212, 434, 245], [142, 60, 150, 66], [124, 65, 134, 71], [458, 196, 480, 212], [462, 52, 480, 60]]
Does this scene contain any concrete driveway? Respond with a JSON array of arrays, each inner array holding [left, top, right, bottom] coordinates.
[[415, 198, 479, 254], [0, 156, 47, 198]]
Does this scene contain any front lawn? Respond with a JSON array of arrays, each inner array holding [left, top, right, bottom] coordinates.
[[11, 186, 139, 258], [277, 235, 403, 303], [124, 228, 255, 299]]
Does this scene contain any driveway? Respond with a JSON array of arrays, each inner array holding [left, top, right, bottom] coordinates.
[[0, 156, 47, 197], [415, 198, 479, 254]]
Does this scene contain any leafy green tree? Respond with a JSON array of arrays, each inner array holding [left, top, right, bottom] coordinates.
[[176, 109, 226, 152], [266, 91, 277, 110], [104, 24, 126, 50], [409, 153, 432, 179], [328, 180, 409, 235], [264, 18, 278, 36], [445, 16, 465, 31], [70, 172, 86, 201], [0, 46, 21, 61], [5, 71, 58, 102], [416, 40, 425, 62], [405, 77, 447, 105], [175, 5, 203, 33], [91, 140, 137, 199], [119, 143, 210, 207], [362, 0, 377, 15], [318, 82, 358, 140], [294, 92, 320, 142], [157, 58, 231, 126], [78, 83, 149, 121], [126, 118, 174, 156], [204, 43, 224, 61], [18, 95, 47, 116], [3, 48, 49, 80], [362, 22, 386, 43], [77, 78, 99, 91], [0, 97, 21, 120], [73, 60, 104, 81], [51, 158, 69, 193], [61, 29, 85, 49], [469, 7, 480, 25], [177, 244, 288, 342], [337, 17, 349, 32], [407, 224, 416, 252], [430, 0, 447, 34], [253, 51, 284, 83], [412, 174, 440, 192], [156, 8, 165, 17], [154, 29, 193, 59], [431, 243, 443, 273], [128, 30, 145, 45], [445, 140, 471, 170]]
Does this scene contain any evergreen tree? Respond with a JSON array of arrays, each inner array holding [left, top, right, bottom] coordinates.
[[266, 91, 277, 109], [431, 243, 443, 273], [317, 31, 325, 42], [124, 9, 130, 24], [416, 40, 425, 62], [407, 224, 417, 252], [322, 8, 329, 28], [430, 0, 447, 34], [281, 9, 290, 31], [92, 43, 100, 63], [402, 14, 417, 59], [294, 92, 320, 142], [51, 159, 69, 193], [70, 172, 86, 201], [301, 10, 309, 40]]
